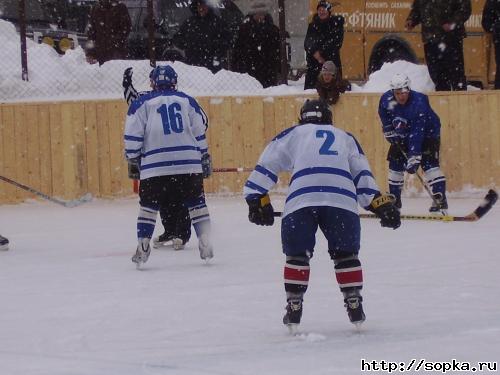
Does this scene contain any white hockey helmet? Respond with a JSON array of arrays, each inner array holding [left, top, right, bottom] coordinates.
[[390, 73, 411, 92]]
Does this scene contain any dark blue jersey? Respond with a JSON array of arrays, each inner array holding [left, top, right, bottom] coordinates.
[[378, 90, 441, 157]]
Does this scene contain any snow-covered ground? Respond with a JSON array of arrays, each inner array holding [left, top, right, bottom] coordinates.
[[1, 194, 499, 375]]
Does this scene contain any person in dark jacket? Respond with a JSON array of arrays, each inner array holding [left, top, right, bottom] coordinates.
[[316, 61, 350, 105], [482, 0, 500, 89], [406, 0, 471, 91], [86, 0, 131, 65], [303, 0, 344, 90], [232, 4, 280, 88], [173, 0, 231, 73]]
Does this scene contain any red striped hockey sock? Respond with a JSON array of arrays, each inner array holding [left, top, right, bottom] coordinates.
[[334, 256, 363, 293], [284, 256, 310, 301]]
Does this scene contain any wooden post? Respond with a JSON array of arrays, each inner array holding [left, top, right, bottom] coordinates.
[[19, 0, 29, 81], [278, 0, 288, 85], [147, 0, 156, 68]]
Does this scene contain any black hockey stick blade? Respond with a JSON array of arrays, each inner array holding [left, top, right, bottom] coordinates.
[[63, 193, 93, 208], [273, 190, 498, 222]]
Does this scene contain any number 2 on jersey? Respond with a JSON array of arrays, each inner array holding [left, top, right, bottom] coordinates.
[[316, 130, 338, 155], [157, 103, 183, 134]]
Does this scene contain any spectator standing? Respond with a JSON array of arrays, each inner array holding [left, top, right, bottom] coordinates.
[[316, 61, 351, 105], [482, 0, 500, 89], [86, 0, 131, 65], [232, 3, 281, 88], [406, 0, 471, 91], [173, 0, 231, 73], [304, 0, 344, 90]]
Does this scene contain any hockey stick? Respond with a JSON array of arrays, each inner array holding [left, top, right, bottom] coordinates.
[[0, 175, 92, 208], [272, 190, 498, 222], [395, 143, 446, 214], [213, 167, 253, 173]]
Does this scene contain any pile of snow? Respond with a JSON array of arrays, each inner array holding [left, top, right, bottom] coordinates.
[[0, 19, 470, 103]]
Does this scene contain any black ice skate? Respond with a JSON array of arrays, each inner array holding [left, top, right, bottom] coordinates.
[[0, 235, 9, 251], [283, 300, 303, 333], [344, 295, 366, 326], [429, 193, 448, 213], [131, 239, 151, 269], [153, 233, 186, 250]]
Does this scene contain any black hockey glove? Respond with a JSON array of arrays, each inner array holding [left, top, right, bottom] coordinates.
[[368, 194, 401, 229], [127, 157, 141, 180], [247, 194, 274, 226], [123, 67, 133, 89], [201, 153, 212, 178], [123, 67, 139, 106]]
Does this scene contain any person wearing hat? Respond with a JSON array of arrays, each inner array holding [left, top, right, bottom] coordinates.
[[173, 0, 231, 73], [232, 3, 281, 87], [316, 60, 351, 105], [304, 0, 345, 89]]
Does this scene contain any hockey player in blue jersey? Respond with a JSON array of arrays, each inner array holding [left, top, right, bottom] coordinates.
[[378, 73, 448, 212], [244, 99, 401, 330], [124, 65, 214, 268]]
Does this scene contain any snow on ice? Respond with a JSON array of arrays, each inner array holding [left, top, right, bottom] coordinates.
[[0, 195, 499, 375]]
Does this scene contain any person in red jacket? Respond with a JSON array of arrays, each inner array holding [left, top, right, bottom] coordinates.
[[86, 0, 131, 65]]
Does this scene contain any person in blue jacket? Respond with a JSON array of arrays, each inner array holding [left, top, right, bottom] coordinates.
[[378, 73, 447, 212]]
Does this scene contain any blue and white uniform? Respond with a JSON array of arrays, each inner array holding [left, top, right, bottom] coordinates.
[[124, 90, 209, 180], [244, 123, 379, 218], [244, 122, 380, 255], [124, 88, 212, 259]]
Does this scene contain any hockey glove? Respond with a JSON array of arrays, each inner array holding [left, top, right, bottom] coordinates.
[[383, 130, 404, 145], [127, 157, 141, 180], [405, 155, 421, 174], [122, 67, 133, 89], [368, 194, 401, 229], [392, 117, 409, 138], [201, 153, 212, 178], [247, 194, 274, 226]]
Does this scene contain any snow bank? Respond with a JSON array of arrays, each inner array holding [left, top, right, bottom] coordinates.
[[0, 19, 474, 103]]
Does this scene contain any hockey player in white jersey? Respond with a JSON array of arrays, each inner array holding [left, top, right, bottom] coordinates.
[[124, 65, 214, 268], [244, 99, 401, 330]]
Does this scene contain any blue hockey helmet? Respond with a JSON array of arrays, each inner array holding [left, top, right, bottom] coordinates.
[[151, 65, 178, 90]]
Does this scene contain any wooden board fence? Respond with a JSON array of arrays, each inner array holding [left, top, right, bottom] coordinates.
[[0, 92, 499, 205]]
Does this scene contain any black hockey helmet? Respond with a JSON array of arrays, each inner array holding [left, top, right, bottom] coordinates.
[[299, 99, 332, 124]]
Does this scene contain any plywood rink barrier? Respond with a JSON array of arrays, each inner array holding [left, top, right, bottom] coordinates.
[[0, 91, 499, 205]]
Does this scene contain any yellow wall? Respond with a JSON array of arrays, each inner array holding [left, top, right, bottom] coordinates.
[[1, 92, 499, 205]]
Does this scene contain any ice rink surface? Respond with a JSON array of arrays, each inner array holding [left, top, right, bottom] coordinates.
[[1, 194, 499, 375]]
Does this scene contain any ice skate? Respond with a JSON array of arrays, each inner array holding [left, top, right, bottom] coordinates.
[[153, 233, 186, 250], [131, 239, 151, 269], [344, 295, 365, 326], [0, 235, 9, 251], [429, 193, 448, 214], [198, 233, 213, 260], [283, 300, 303, 333], [152, 233, 174, 248]]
